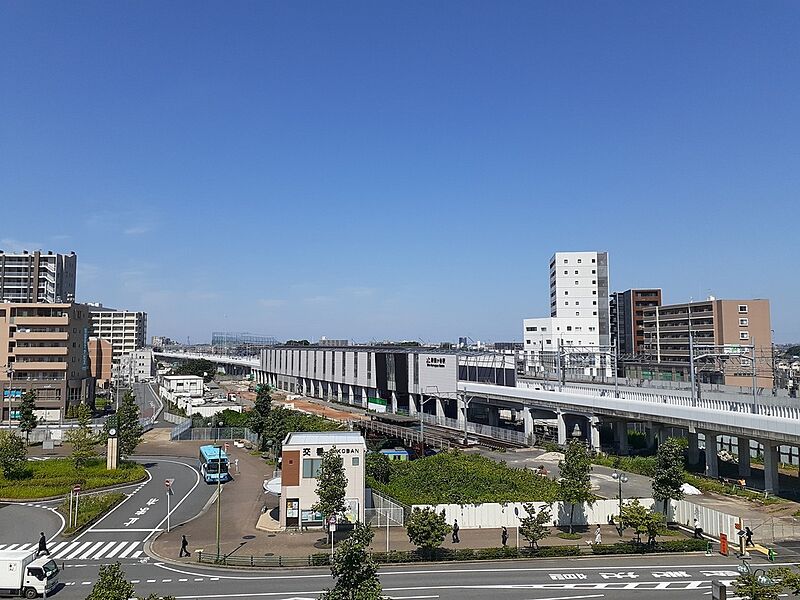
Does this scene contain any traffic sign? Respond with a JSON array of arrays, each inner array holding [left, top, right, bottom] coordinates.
[[165, 478, 175, 495], [328, 516, 337, 525], [73, 485, 81, 493]]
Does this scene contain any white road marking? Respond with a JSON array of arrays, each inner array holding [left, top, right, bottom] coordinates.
[[91, 541, 123, 560], [62, 541, 95, 560], [144, 459, 201, 543], [74, 468, 153, 541], [116, 541, 140, 558], [525, 596, 604, 600]]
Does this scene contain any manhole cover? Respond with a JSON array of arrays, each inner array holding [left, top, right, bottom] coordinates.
[[242, 535, 256, 540]]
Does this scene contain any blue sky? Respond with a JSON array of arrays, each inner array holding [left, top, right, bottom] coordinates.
[[2, 2, 799, 343]]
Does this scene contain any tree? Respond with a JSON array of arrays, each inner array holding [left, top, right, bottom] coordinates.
[[248, 385, 272, 441], [66, 403, 97, 467], [0, 430, 27, 478], [619, 498, 664, 545], [558, 439, 595, 533], [320, 522, 383, 600], [174, 359, 215, 382], [405, 507, 451, 558], [17, 391, 39, 445], [86, 562, 175, 600], [652, 437, 685, 514], [733, 566, 800, 600], [366, 452, 391, 485], [116, 390, 144, 456], [312, 448, 348, 533], [518, 503, 552, 549]]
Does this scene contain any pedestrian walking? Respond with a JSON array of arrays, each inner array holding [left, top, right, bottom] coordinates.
[[452, 520, 460, 544], [594, 524, 602, 545], [693, 519, 703, 539], [501, 526, 508, 547], [180, 535, 190, 558], [745, 526, 754, 547], [35, 533, 49, 557]]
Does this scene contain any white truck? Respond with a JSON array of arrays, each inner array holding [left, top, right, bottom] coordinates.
[[0, 550, 59, 598]]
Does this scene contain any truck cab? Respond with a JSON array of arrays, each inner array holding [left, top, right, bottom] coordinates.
[[23, 558, 59, 598], [0, 550, 59, 599]]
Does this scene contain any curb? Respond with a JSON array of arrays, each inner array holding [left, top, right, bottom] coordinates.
[[144, 488, 221, 564], [0, 473, 149, 503], [57, 493, 127, 538]]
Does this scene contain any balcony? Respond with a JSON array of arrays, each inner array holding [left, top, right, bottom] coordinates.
[[12, 316, 69, 326], [13, 331, 69, 341], [13, 346, 68, 356], [12, 361, 68, 370]]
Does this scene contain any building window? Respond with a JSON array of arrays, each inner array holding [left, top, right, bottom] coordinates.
[[564, 259, 568, 264], [589, 327, 595, 332], [575, 270, 579, 275], [592, 269, 596, 274], [575, 281, 579, 285], [593, 311, 597, 315], [564, 270, 568, 275], [591, 258, 596, 263], [566, 326, 572, 331], [592, 290, 597, 295], [740, 331, 750, 340], [302, 458, 323, 478], [593, 301, 597, 305], [575, 301, 580, 305], [546, 339, 552, 345], [564, 301, 569, 305], [526, 339, 531, 344], [592, 280, 596, 284], [739, 318, 749, 326], [577, 259, 582, 263], [526, 326, 537, 331], [564, 291, 568, 295], [738, 305, 748, 313], [541, 327, 547, 332], [576, 311, 580, 316], [352, 457, 360, 467]]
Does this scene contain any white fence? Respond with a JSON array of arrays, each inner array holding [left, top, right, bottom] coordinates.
[[412, 499, 650, 529], [162, 412, 190, 425], [412, 498, 740, 540], [419, 413, 528, 445]]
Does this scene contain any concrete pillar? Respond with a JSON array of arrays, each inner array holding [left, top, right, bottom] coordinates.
[[589, 416, 601, 451], [646, 422, 662, 450], [487, 406, 500, 428], [557, 412, 567, 445], [456, 401, 467, 427], [615, 421, 629, 455], [523, 408, 534, 444], [391, 391, 398, 414], [435, 397, 445, 419], [763, 443, 780, 494], [408, 394, 418, 416], [738, 437, 751, 478], [703, 431, 719, 478], [687, 432, 699, 465]]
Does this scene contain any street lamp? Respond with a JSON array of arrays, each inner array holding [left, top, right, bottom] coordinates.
[[215, 442, 224, 561], [611, 471, 628, 537], [738, 557, 776, 598]]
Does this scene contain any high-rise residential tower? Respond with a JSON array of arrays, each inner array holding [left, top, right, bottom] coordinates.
[[0, 250, 77, 303]]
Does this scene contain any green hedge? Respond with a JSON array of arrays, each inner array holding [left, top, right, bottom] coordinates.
[[0, 459, 146, 499], [369, 450, 560, 505], [310, 545, 580, 566], [59, 492, 125, 535], [591, 539, 707, 554]]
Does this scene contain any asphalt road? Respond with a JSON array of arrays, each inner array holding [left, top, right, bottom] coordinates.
[[46, 553, 792, 600]]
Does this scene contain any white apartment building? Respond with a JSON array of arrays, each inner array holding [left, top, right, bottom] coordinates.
[[0, 250, 77, 303], [89, 305, 147, 365], [119, 348, 155, 384], [523, 251, 611, 378], [160, 374, 204, 410]]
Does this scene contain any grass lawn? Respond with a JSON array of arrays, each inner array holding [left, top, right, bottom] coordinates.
[[0, 459, 146, 500], [58, 492, 126, 535]]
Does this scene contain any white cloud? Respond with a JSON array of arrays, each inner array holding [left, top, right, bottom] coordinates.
[[258, 298, 285, 309], [123, 225, 151, 236]]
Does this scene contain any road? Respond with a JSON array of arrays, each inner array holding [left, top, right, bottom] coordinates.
[[45, 552, 791, 599]]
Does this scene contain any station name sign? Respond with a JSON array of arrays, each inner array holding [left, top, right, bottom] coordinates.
[[303, 447, 361, 456], [426, 357, 447, 368]]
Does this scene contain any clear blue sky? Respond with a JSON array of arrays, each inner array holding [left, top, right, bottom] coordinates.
[[2, 2, 798, 343]]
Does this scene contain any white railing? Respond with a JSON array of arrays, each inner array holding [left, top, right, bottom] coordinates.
[[517, 380, 800, 420], [419, 413, 528, 445]]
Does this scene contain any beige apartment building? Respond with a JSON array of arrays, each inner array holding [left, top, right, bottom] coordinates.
[[0, 302, 95, 422], [637, 298, 772, 388]]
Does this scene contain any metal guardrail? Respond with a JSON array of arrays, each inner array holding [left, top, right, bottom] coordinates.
[[197, 551, 326, 567], [354, 418, 451, 450], [419, 413, 528, 446]]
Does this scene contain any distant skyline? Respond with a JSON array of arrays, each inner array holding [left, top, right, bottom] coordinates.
[[2, 2, 799, 343]]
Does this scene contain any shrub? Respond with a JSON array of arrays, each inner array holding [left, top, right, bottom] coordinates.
[[59, 492, 125, 534], [369, 450, 560, 505], [591, 539, 707, 555]]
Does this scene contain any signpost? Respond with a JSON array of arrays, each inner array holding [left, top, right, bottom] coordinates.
[[328, 516, 337, 558], [165, 479, 175, 533], [72, 485, 81, 528]]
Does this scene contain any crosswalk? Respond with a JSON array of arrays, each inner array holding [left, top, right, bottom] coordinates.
[[0, 540, 143, 561]]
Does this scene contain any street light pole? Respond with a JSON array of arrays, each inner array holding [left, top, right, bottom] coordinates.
[[612, 471, 628, 537], [215, 443, 223, 560]]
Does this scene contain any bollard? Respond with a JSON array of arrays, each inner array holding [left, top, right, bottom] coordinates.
[[706, 541, 713, 556]]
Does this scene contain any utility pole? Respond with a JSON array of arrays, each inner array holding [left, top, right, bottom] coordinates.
[[751, 337, 757, 411], [689, 324, 697, 408]]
